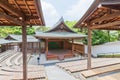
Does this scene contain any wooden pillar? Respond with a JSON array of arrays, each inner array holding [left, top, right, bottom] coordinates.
[[32, 42, 34, 53], [22, 25, 27, 80], [5, 44, 7, 50], [38, 42, 42, 53], [45, 39, 48, 55], [72, 39, 74, 54], [38, 42, 41, 53], [87, 26, 92, 70], [39, 42, 41, 53]]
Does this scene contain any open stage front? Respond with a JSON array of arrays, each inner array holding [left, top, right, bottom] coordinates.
[[47, 49, 74, 60]]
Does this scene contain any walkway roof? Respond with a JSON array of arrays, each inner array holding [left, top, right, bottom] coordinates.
[[74, 0, 120, 30], [0, 0, 45, 26]]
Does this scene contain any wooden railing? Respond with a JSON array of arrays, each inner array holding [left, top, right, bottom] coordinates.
[[73, 43, 85, 55]]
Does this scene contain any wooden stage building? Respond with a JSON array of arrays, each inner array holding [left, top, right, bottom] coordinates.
[[35, 18, 86, 60]]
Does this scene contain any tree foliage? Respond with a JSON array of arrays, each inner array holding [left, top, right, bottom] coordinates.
[[65, 21, 79, 32], [0, 26, 35, 38], [82, 30, 118, 45], [35, 26, 50, 32]]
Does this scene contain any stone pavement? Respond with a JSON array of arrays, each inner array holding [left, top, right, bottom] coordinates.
[[45, 66, 77, 80]]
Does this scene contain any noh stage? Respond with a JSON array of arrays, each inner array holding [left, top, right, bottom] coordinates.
[[35, 18, 86, 60]]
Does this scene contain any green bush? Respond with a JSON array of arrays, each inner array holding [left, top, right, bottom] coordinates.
[[97, 54, 120, 58]]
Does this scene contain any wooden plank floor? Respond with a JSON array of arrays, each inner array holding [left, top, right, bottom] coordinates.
[[81, 63, 120, 78], [97, 72, 120, 80]]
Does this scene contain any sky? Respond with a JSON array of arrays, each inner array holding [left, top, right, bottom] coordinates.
[[41, 0, 94, 27]]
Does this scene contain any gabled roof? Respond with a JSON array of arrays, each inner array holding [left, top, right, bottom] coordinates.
[[46, 17, 75, 33], [35, 18, 87, 39], [74, 0, 120, 30], [5, 34, 39, 42], [0, 0, 45, 26]]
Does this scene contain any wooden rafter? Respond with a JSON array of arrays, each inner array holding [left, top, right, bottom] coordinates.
[[1, 7, 9, 15], [91, 12, 120, 24], [23, 0, 32, 15], [91, 21, 120, 29], [0, 1, 25, 19], [12, 0, 21, 10], [0, 12, 23, 25]]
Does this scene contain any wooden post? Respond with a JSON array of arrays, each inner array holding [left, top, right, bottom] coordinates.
[[39, 42, 41, 53], [32, 42, 34, 53], [22, 25, 27, 80], [5, 44, 7, 50], [72, 39, 74, 54], [46, 39, 48, 55], [87, 26, 92, 70]]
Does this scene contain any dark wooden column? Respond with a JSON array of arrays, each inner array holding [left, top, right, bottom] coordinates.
[[22, 25, 27, 80], [39, 42, 41, 53], [32, 42, 34, 53], [5, 44, 8, 50], [45, 39, 48, 55], [72, 39, 74, 54], [87, 26, 92, 70]]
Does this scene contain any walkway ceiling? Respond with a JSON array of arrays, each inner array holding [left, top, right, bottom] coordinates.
[[74, 0, 120, 30], [0, 0, 45, 26]]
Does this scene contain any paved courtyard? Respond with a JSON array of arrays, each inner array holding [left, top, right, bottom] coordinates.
[[45, 66, 76, 80]]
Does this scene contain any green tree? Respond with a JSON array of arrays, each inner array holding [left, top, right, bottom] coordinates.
[[83, 30, 118, 45], [35, 26, 50, 32], [65, 21, 79, 32], [0, 26, 35, 38]]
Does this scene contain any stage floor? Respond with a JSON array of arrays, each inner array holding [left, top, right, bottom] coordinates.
[[48, 49, 71, 55], [47, 49, 73, 60]]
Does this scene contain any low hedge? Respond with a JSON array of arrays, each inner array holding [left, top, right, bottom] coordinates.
[[97, 54, 120, 58]]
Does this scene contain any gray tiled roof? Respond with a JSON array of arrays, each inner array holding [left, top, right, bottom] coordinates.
[[0, 39, 12, 44], [5, 34, 39, 42], [35, 32, 87, 39]]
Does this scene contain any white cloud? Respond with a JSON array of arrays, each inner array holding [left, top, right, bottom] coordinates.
[[64, 0, 94, 21], [41, 0, 60, 27]]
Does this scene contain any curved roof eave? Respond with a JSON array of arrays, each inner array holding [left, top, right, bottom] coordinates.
[[74, 0, 102, 28]]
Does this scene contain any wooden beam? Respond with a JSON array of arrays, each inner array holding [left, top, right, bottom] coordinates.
[[97, 26, 120, 30], [91, 21, 120, 29], [91, 12, 120, 24], [0, 24, 20, 26], [87, 26, 92, 70], [22, 25, 27, 80], [0, 13, 23, 25], [0, 1, 25, 19]]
